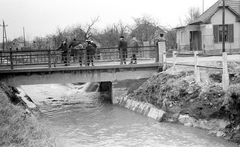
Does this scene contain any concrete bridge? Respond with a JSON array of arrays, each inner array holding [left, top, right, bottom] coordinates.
[[0, 62, 161, 86], [0, 44, 165, 85], [0, 44, 166, 103]]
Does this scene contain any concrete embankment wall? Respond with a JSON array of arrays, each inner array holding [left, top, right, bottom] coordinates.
[[117, 96, 166, 122], [117, 96, 230, 137]]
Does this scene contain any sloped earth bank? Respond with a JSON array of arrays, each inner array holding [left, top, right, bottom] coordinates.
[[121, 61, 240, 144], [0, 82, 54, 147]]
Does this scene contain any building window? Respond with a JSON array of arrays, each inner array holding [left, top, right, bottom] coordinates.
[[213, 24, 234, 43], [219, 25, 228, 42]]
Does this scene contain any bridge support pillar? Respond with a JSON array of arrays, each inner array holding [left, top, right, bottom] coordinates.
[[98, 81, 113, 104]]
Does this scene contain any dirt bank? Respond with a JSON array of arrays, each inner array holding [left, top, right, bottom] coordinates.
[[126, 61, 240, 144], [0, 82, 54, 147]]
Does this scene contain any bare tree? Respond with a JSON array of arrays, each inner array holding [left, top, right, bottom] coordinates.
[[162, 26, 177, 50], [131, 14, 162, 44], [95, 21, 130, 47], [53, 27, 67, 47], [184, 7, 201, 25], [33, 37, 44, 50], [95, 24, 119, 47], [84, 16, 100, 40]]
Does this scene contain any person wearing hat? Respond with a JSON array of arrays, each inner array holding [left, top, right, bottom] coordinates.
[[69, 38, 80, 63], [129, 36, 139, 64], [85, 40, 96, 66], [57, 40, 70, 66], [118, 36, 128, 65]]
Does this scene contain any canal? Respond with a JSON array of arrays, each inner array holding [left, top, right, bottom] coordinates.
[[19, 83, 238, 147]]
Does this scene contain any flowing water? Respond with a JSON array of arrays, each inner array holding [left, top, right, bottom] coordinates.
[[19, 84, 238, 147]]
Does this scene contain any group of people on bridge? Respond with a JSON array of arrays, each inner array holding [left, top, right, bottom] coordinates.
[[56, 35, 139, 67], [57, 39, 97, 66], [118, 35, 139, 65]]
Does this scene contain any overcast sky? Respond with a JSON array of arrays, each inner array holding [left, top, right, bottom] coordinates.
[[0, 0, 217, 41]]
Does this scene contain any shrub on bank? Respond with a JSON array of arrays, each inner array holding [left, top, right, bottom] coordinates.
[[0, 83, 55, 147]]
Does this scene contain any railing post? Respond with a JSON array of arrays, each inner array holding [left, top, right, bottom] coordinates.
[[222, 52, 229, 90], [194, 51, 200, 83], [30, 52, 32, 64], [158, 40, 166, 70], [84, 49, 87, 66], [0, 51, 2, 64], [48, 50, 51, 68], [10, 48, 14, 70], [120, 48, 123, 65]]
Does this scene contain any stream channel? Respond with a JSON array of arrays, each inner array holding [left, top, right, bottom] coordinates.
[[19, 83, 238, 147]]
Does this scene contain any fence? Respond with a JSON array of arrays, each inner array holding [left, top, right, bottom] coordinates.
[[165, 51, 231, 90], [0, 45, 158, 70]]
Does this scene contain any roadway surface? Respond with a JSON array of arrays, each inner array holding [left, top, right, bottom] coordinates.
[[0, 59, 157, 71], [166, 54, 240, 65]]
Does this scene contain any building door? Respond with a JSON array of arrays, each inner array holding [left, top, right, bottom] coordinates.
[[190, 31, 194, 51], [190, 31, 202, 51], [198, 31, 202, 51]]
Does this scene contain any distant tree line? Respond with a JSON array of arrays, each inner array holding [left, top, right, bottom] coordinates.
[[1, 7, 201, 51]]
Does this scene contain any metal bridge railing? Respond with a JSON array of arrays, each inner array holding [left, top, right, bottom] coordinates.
[[0, 45, 158, 70]]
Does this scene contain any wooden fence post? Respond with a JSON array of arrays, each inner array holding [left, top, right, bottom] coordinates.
[[222, 52, 229, 90], [173, 51, 177, 67], [194, 51, 200, 83]]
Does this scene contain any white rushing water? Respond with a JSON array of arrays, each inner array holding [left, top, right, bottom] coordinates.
[[19, 83, 238, 147]]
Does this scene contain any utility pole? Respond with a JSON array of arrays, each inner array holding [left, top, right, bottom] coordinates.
[[202, 0, 204, 14], [222, 0, 225, 52], [0, 20, 8, 51], [221, 0, 229, 91], [23, 27, 26, 47]]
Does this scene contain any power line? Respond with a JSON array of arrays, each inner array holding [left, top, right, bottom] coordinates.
[[5, 0, 31, 22], [1, 1, 43, 42]]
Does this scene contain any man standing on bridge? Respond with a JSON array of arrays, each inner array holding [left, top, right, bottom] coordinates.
[[118, 36, 128, 65], [69, 38, 80, 63], [57, 40, 70, 66], [129, 35, 139, 64]]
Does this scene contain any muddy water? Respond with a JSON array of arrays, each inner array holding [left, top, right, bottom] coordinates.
[[20, 84, 238, 147]]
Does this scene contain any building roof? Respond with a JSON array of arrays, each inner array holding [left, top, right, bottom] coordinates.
[[12, 38, 24, 44], [174, 26, 187, 29], [189, 0, 240, 25]]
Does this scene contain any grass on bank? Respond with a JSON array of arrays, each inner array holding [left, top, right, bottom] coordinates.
[[0, 84, 55, 147]]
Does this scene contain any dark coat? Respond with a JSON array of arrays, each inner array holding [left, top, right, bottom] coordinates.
[[86, 43, 96, 54], [58, 42, 68, 54], [68, 40, 79, 49], [118, 40, 128, 52]]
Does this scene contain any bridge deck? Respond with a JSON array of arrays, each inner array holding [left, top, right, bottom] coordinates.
[[0, 59, 159, 73]]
